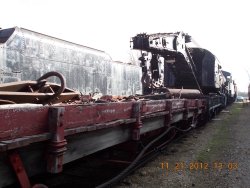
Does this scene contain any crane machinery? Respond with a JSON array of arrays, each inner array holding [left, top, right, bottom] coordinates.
[[131, 32, 226, 96]]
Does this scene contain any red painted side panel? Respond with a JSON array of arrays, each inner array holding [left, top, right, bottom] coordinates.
[[142, 100, 167, 115], [0, 105, 48, 140], [63, 102, 134, 128], [0, 102, 135, 141], [0, 99, 207, 143]]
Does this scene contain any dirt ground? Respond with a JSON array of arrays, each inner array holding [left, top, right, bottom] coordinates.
[[116, 102, 250, 188]]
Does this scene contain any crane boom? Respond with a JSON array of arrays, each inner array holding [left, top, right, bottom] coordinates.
[[131, 32, 191, 62]]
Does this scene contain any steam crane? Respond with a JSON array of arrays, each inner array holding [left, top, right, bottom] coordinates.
[[131, 32, 226, 97], [131, 32, 201, 95]]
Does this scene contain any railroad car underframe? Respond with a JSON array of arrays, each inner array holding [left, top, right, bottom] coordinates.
[[0, 95, 225, 188]]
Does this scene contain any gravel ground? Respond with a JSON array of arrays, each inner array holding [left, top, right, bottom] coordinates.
[[115, 102, 250, 188]]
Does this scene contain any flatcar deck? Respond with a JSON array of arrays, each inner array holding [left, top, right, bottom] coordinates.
[[0, 97, 209, 187]]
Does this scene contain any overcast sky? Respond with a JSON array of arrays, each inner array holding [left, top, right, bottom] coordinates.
[[1, 0, 249, 92]]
